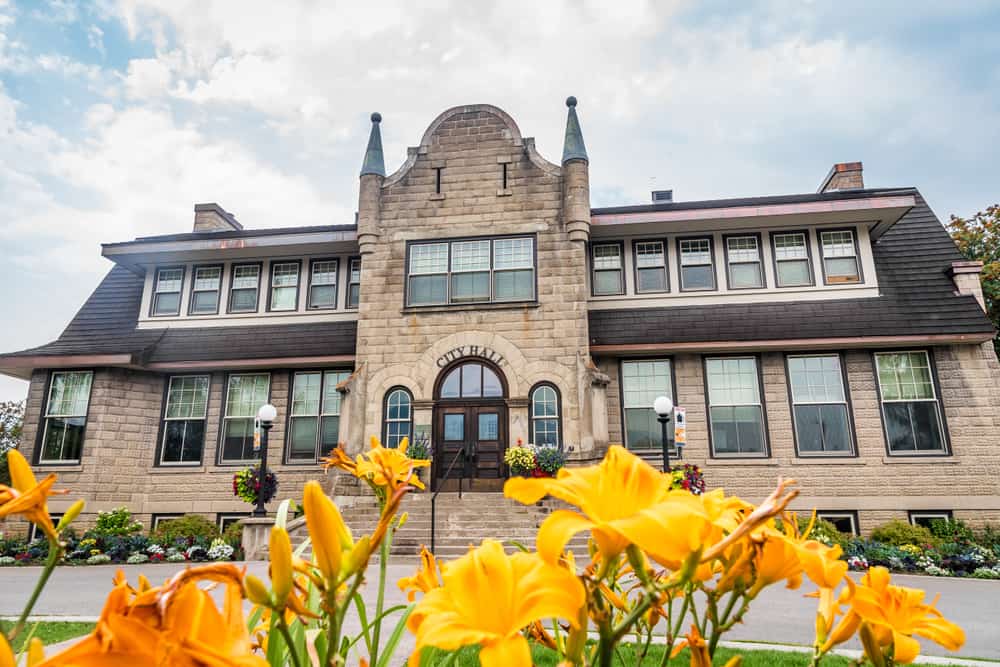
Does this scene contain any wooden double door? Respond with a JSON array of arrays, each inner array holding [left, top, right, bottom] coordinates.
[[434, 402, 507, 483]]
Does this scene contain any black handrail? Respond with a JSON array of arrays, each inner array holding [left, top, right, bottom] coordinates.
[[430, 446, 466, 554]]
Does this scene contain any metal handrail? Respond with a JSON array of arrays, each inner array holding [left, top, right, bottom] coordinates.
[[430, 446, 467, 554]]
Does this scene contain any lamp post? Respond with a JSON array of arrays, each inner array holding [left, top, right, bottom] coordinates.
[[254, 403, 277, 517], [653, 395, 673, 474]]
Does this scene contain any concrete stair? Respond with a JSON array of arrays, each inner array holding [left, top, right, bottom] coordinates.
[[288, 491, 590, 559]]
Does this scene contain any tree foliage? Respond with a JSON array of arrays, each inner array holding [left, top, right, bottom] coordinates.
[[0, 400, 24, 486], [948, 204, 1000, 357]]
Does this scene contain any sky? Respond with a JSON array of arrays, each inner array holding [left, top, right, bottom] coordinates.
[[1, 0, 999, 402]]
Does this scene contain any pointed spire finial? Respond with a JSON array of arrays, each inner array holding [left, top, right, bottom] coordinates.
[[562, 96, 588, 164], [360, 112, 385, 177]]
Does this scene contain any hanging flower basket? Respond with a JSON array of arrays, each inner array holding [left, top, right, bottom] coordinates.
[[232, 465, 278, 506]]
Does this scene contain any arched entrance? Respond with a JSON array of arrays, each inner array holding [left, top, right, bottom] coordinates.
[[433, 359, 508, 485]]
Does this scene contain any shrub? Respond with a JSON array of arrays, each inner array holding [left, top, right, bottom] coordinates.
[[93, 506, 142, 537], [0, 556, 15, 566], [971, 566, 1000, 579], [126, 553, 149, 564], [86, 554, 111, 565], [152, 514, 220, 545], [870, 520, 937, 547], [977, 524, 1000, 550], [407, 436, 430, 460], [222, 521, 243, 548], [0, 537, 26, 557], [795, 516, 848, 550], [535, 446, 566, 475], [928, 519, 975, 544]]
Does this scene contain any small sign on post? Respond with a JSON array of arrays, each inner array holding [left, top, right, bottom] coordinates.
[[673, 407, 686, 447], [253, 418, 261, 455]]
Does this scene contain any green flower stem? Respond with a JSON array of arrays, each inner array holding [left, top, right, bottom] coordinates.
[[658, 589, 693, 667], [9, 536, 62, 642], [277, 615, 303, 667], [330, 573, 365, 667], [369, 523, 393, 666]]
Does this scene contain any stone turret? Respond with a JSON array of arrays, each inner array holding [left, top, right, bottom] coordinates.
[[357, 112, 385, 256], [561, 97, 591, 243]]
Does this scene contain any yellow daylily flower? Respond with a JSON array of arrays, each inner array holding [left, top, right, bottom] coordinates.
[[322, 436, 430, 493], [303, 480, 349, 584], [397, 546, 441, 602], [407, 540, 585, 667], [0, 633, 13, 667], [749, 533, 803, 595], [849, 566, 965, 664], [670, 625, 711, 667], [269, 526, 293, 604], [0, 450, 68, 542]]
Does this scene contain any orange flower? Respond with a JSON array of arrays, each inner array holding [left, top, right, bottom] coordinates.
[[397, 546, 441, 602], [323, 436, 430, 492], [0, 450, 68, 542]]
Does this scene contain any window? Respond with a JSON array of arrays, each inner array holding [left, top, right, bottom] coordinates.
[[220, 373, 270, 463], [407, 237, 535, 306], [217, 513, 250, 531], [772, 232, 813, 287], [820, 230, 861, 284], [160, 375, 210, 465], [347, 258, 361, 309], [189, 265, 222, 315], [228, 263, 261, 313], [874, 351, 946, 454], [307, 259, 338, 309], [725, 235, 764, 289], [151, 514, 182, 531], [678, 238, 716, 291], [633, 241, 668, 293], [383, 387, 413, 448], [908, 510, 952, 529], [438, 362, 504, 398], [592, 242, 624, 295], [787, 355, 853, 455], [621, 360, 673, 450], [28, 513, 62, 542], [705, 357, 767, 456], [287, 371, 349, 462], [530, 384, 561, 448], [151, 267, 184, 316], [817, 511, 859, 536], [268, 261, 300, 311], [39, 371, 93, 463]]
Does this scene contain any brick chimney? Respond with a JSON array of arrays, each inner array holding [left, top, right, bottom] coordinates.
[[818, 162, 864, 193], [193, 203, 243, 232], [948, 260, 987, 312]]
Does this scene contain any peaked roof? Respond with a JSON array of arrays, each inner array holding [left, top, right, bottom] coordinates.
[[360, 112, 386, 177], [561, 96, 588, 164]]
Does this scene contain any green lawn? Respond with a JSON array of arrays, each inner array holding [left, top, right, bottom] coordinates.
[[0, 620, 94, 652]]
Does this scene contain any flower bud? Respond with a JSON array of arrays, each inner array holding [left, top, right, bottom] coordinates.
[[269, 526, 293, 604], [56, 500, 85, 531], [245, 574, 273, 607]]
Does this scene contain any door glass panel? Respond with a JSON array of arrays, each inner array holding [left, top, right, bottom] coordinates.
[[443, 414, 465, 441], [478, 413, 499, 440]]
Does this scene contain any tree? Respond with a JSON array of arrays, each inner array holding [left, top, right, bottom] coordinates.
[[0, 400, 24, 485], [948, 205, 1000, 358]]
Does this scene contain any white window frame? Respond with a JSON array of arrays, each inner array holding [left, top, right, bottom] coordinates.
[[27, 513, 63, 542], [705, 356, 768, 457], [816, 511, 859, 536], [724, 235, 764, 289], [820, 229, 862, 284], [286, 370, 349, 463], [530, 384, 561, 449], [189, 265, 223, 315], [347, 257, 361, 309], [772, 232, 813, 287], [40, 371, 93, 464], [908, 510, 952, 529], [151, 266, 185, 316], [383, 388, 413, 448], [228, 263, 261, 313], [217, 513, 250, 531], [787, 354, 854, 456], [874, 350, 947, 455], [633, 240, 668, 293], [450, 240, 492, 303], [219, 373, 271, 464], [307, 259, 339, 310], [678, 237, 716, 291], [151, 514, 183, 532], [620, 359, 675, 451], [591, 242, 625, 296], [406, 237, 536, 306], [268, 261, 301, 312], [159, 375, 210, 466]]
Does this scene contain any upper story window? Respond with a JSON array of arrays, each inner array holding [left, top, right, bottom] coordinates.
[[772, 232, 813, 287], [820, 230, 861, 284], [592, 242, 625, 296], [151, 267, 184, 316], [40, 371, 93, 464], [307, 259, 338, 310], [228, 263, 261, 313], [220, 373, 269, 464], [678, 237, 716, 291], [633, 241, 668, 293], [268, 261, 301, 311], [724, 235, 764, 289], [406, 236, 535, 306], [874, 351, 947, 454], [705, 357, 767, 456], [347, 258, 361, 309], [787, 354, 853, 456], [287, 370, 349, 462], [160, 375, 209, 465], [189, 266, 222, 315]]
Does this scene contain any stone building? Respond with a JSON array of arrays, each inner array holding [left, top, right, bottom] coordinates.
[[2, 100, 998, 539]]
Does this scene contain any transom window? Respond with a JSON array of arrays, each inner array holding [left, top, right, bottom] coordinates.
[[269, 262, 300, 311], [621, 360, 673, 450], [679, 238, 715, 291], [439, 362, 504, 399], [634, 241, 668, 293], [347, 258, 361, 309], [160, 375, 209, 465], [229, 264, 261, 313], [821, 230, 861, 284], [407, 237, 535, 306], [152, 267, 184, 316], [287, 370, 349, 462], [189, 266, 222, 315], [706, 357, 767, 456], [592, 243, 625, 295], [874, 351, 946, 454], [725, 235, 764, 289], [220, 373, 270, 463], [40, 371, 93, 463], [772, 232, 813, 287], [787, 355, 853, 455], [530, 384, 561, 448], [308, 259, 338, 309], [383, 388, 413, 447]]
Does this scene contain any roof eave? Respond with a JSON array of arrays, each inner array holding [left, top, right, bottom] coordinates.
[[0, 353, 139, 380]]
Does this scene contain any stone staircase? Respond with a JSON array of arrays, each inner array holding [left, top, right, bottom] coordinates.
[[288, 491, 590, 559]]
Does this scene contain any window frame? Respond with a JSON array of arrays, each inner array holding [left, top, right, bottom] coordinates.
[[382, 386, 414, 449], [677, 236, 717, 292], [306, 258, 339, 311], [618, 358, 678, 452], [227, 262, 263, 314], [217, 372, 272, 466], [819, 227, 864, 285], [872, 350, 950, 457], [149, 265, 186, 317], [769, 230, 815, 288], [266, 260, 302, 312], [217, 512, 251, 532], [908, 510, 952, 529], [631, 238, 670, 294], [284, 369, 350, 464], [347, 256, 362, 309], [27, 513, 63, 543], [150, 513, 184, 532], [590, 240, 626, 297], [703, 355, 770, 458], [816, 511, 859, 536], [529, 382, 563, 450], [187, 264, 224, 316], [722, 233, 766, 290], [784, 353, 857, 458], [155, 374, 211, 467], [36, 370, 94, 465]]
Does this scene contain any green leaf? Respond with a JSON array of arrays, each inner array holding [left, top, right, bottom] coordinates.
[[375, 604, 415, 667]]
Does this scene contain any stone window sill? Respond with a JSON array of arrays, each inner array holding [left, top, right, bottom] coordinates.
[[702, 458, 780, 466], [35, 465, 83, 473], [497, 188, 512, 197], [880, 456, 960, 465], [150, 466, 206, 474], [401, 302, 540, 315], [789, 457, 868, 466], [429, 193, 445, 201]]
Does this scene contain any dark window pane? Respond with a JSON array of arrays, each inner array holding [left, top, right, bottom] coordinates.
[[820, 405, 851, 452], [408, 275, 447, 305], [461, 364, 482, 397], [593, 270, 623, 295], [682, 265, 714, 290], [730, 263, 762, 288], [794, 405, 823, 452], [320, 416, 340, 454], [482, 367, 503, 397], [153, 292, 180, 315], [348, 284, 360, 308], [637, 267, 666, 292], [822, 515, 856, 535], [533, 419, 559, 447], [777, 260, 811, 286], [451, 272, 490, 302], [386, 421, 409, 447], [222, 419, 254, 461], [42, 416, 85, 461], [230, 288, 258, 312], [734, 406, 765, 453], [493, 269, 533, 300], [162, 421, 186, 462], [289, 418, 318, 459], [625, 408, 666, 449], [883, 403, 916, 452], [440, 369, 460, 398], [309, 285, 336, 308], [444, 414, 464, 441], [710, 407, 738, 453], [911, 402, 944, 451], [190, 290, 219, 313], [162, 420, 205, 463]]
